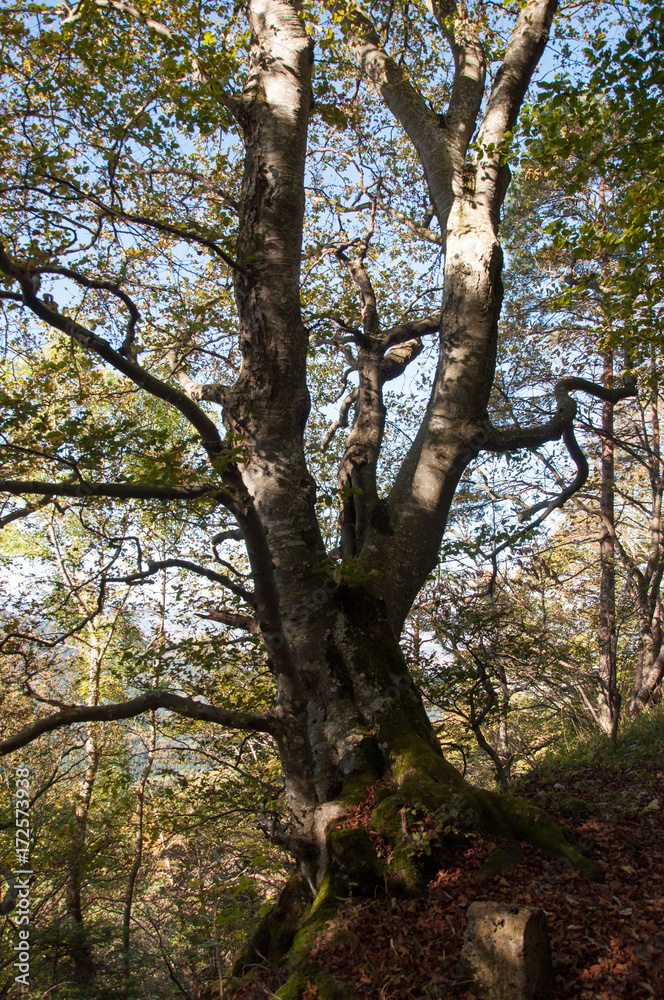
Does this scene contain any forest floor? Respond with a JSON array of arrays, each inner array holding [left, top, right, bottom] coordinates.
[[235, 710, 664, 1000]]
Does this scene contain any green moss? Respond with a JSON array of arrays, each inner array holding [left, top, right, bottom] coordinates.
[[328, 827, 385, 893], [369, 793, 443, 893], [289, 872, 344, 969], [274, 970, 310, 999], [231, 871, 312, 975], [481, 790, 599, 875], [275, 968, 360, 999], [386, 734, 483, 832], [389, 733, 464, 787], [370, 791, 404, 836]]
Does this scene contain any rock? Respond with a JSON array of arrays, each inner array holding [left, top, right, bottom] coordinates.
[[458, 901, 553, 1000]]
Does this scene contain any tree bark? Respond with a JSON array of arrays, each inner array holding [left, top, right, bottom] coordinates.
[[630, 354, 664, 713], [597, 349, 620, 739], [121, 715, 156, 992]]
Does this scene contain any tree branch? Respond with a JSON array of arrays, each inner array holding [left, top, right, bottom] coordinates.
[[0, 493, 57, 528], [196, 609, 259, 634], [0, 479, 218, 502], [480, 376, 638, 559], [33, 264, 141, 360], [484, 376, 637, 454], [375, 199, 444, 245], [319, 389, 359, 452], [342, 9, 454, 235], [0, 692, 280, 757], [107, 557, 255, 605], [382, 312, 441, 349], [0, 243, 226, 461], [478, 0, 558, 151], [24, 171, 243, 272], [381, 338, 424, 383]]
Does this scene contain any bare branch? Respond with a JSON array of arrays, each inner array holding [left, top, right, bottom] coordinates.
[[0, 493, 57, 528], [484, 376, 638, 454], [33, 264, 141, 360], [166, 348, 229, 404], [319, 389, 358, 452], [486, 426, 591, 562], [0, 692, 280, 757], [374, 199, 443, 245], [108, 557, 255, 605], [381, 338, 424, 383], [382, 312, 441, 349]]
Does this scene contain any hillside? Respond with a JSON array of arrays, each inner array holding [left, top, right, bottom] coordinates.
[[235, 712, 664, 999]]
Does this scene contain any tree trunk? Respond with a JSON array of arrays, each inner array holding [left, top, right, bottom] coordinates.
[[56, 539, 103, 985], [65, 722, 99, 983], [121, 714, 156, 992], [221, 592, 595, 999], [597, 349, 620, 740], [630, 368, 664, 713]]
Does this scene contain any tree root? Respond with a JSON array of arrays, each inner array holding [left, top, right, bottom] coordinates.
[[222, 740, 598, 999]]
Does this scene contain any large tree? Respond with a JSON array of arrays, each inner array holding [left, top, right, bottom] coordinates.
[[0, 0, 637, 993]]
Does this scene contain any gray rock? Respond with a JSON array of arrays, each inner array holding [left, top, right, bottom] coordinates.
[[458, 901, 553, 1000]]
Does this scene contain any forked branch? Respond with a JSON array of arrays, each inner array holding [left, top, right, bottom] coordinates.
[[484, 376, 638, 558]]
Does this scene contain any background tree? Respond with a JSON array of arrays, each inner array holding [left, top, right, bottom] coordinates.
[[497, 0, 664, 719]]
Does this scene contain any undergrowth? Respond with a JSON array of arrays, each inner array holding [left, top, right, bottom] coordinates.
[[527, 704, 664, 778]]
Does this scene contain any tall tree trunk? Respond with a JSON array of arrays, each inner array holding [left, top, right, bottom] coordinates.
[[631, 355, 664, 713], [65, 640, 101, 984], [121, 713, 156, 992], [597, 348, 620, 740]]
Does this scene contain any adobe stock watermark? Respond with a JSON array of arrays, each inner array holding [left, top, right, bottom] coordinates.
[[12, 765, 32, 993]]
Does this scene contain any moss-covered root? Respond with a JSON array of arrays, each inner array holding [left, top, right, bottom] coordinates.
[[274, 869, 362, 999], [477, 788, 600, 876], [228, 836, 375, 1000], [230, 870, 312, 978], [387, 731, 599, 877], [274, 968, 361, 999]]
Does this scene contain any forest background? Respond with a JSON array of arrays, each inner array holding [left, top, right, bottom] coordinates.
[[0, 0, 663, 996]]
